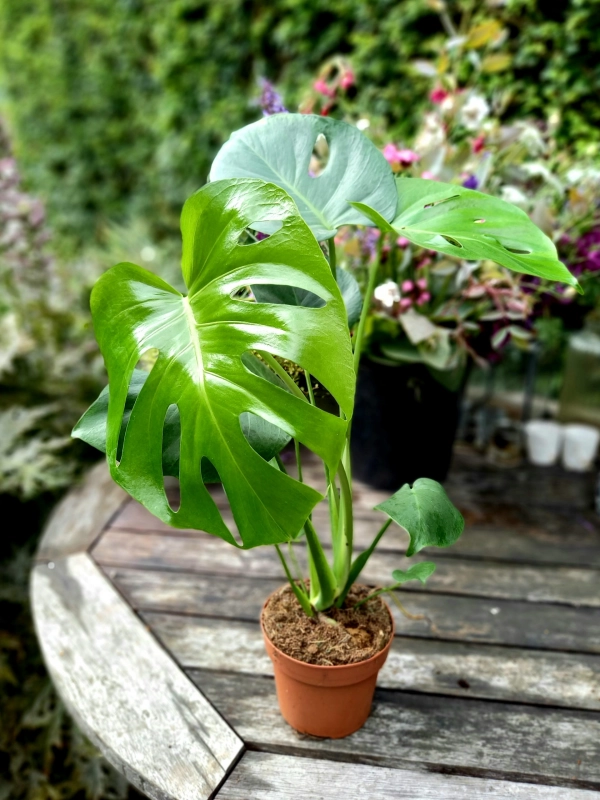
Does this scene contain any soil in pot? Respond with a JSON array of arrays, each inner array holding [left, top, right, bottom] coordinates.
[[261, 584, 394, 738], [262, 583, 392, 665]]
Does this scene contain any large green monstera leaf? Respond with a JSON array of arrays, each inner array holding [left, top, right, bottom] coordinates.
[[209, 114, 398, 242], [353, 177, 580, 289], [90, 179, 355, 548]]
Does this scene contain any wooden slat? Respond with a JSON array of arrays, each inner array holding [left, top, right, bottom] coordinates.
[[102, 567, 600, 653], [93, 529, 600, 607], [218, 752, 600, 800], [31, 554, 243, 800], [193, 670, 600, 790], [108, 498, 600, 568], [37, 460, 127, 561], [144, 613, 600, 711]]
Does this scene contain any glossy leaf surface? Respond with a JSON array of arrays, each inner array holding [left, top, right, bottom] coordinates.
[[352, 178, 580, 289], [375, 478, 464, 557], [210, 114, 398, 241], [90, 179, 355, 547]]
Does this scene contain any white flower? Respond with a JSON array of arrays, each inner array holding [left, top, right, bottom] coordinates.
[[414, 113, 445, 153], [356, 118, 370, 131], [459, 94, 490, 131], [374, 280, 401, 309], [500, 185, 528, 207]]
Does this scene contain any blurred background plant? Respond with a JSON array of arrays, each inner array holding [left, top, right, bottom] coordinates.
[[0, 0, 599, 796]]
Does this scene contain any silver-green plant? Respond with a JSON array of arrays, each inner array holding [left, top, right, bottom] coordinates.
[[74, 114, 578, 615]]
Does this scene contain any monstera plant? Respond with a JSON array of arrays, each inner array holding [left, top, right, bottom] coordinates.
[[74, 114, 578, 738]]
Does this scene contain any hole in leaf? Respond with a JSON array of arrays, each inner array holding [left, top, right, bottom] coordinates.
[[474, 218, 486, 224], [240, 410, 290, 466], [250, 283, 326, 308], [246, 218, 283, 238], [201, 457, 243, 546], [309, 133, 330, 177], [504, 246, 531, 254], [423, 195, 460, 209], [163, 403, 181, 512], [441, 235, 463, 248]]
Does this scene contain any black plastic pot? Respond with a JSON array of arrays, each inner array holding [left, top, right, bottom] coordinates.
[[351, 359, 465, 491]]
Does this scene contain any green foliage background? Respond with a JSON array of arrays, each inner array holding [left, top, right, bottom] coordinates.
[[1, 0, 599, 249]]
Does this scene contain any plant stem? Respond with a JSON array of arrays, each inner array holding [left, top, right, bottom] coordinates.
[[294, 439, 303, 483], [336, 517, 392, 606], [304, 518, 337, 610], [352, 232, 384, 374], [332, 460, 353, 589], [328, 236, 337, 279], [275, 545, 313, 617], [304, 369, 316, 405], [258, 351, 307, 402]]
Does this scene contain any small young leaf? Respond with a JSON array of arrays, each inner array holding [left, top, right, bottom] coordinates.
[[375, 478, 464, 556], [392, 561, 436, 584]]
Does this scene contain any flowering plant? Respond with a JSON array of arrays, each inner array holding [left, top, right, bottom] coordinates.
[[74, 113, 576, 619]]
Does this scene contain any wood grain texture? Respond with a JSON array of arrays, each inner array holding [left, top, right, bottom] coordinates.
[[94, 529, 600, 607], [143, 614, 600, 711], [37, 460, 128, 561], [104, 567, 600, 653], [31, 554, 243, 800], [218, 752, 600, 800], [193, 671, 600, 790]]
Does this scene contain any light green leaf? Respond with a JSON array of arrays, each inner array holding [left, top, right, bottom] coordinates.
[[86, 179, 355, 548], [352, 178, 581, 290], [392, 562, 436, 584], [375, 478, 464, 556], [253, 267, 362, 328], [210, 114, 398, 241], [73, 356, 293, 481]]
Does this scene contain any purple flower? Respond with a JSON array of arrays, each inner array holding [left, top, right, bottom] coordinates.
[[575, 229, 600, 274], [258, 79, 288, 116], [462, 175, 479, 190]]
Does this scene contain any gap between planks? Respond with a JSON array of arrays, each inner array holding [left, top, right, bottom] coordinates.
[[216, 751, 600, 800]]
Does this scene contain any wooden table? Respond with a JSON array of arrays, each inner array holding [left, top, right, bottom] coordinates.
[[32, 451, 600, 800]]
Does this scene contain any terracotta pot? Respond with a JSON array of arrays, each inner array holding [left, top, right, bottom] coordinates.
[[260, 598, 394, 738]]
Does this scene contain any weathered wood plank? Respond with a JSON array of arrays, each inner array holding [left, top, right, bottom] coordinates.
[[93, 530, 600, 608], [108, 498, 600, 568], [218, 752, 600, 800], [37, 460, 128, 561], [31, 554, 243, 800], [144, 613, 600, 711], [193, 670, 600, 790], [103, 567, 600, 653]]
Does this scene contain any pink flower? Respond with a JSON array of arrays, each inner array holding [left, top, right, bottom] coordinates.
[[416, 277, 428, 290], [430, 87, 449, 104], [396, 236, 410, 247], [401, 279, 414, 292], [398, 297, 413, 312], [340, 69, 355, 90], [421, 171, 436, 180], [472, 135, 486, 154], [313, 79, 335, 99], [383, 144, 420, 166], [416, 292, 431, 306]]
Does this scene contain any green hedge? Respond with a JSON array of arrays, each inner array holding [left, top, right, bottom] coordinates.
[[1, 0, 598, 249]]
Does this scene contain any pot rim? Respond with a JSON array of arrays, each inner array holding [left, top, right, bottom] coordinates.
[[260, 587, 396, 674]]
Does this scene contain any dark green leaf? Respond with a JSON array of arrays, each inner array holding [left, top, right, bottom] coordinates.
[[352, 177, 581, 290], [375, 478, 464, 556], [392, 561, 436, 584], [87, 179, 355, 548], [210, 114, 398, 241]]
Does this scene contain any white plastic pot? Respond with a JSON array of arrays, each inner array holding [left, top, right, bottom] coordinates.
[[523, 420, 563, 466], [561, 424, 600, 472]]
